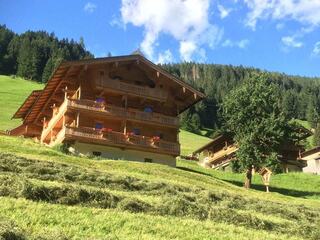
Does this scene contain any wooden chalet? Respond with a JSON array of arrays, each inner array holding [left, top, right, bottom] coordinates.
[[193, 134, 238, 170], [10, 54, 205, 166], [300, 147, 320, 175], [193, 128, 311, 172]]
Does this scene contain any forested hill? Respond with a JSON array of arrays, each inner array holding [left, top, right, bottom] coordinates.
[[1, 25, 320, 135], [0, 25, 93, 83], [162, 63, 320, 134]]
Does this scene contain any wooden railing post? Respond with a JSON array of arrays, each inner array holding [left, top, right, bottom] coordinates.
[[78, 85, 81, 99], [76, 112, 80, 127]]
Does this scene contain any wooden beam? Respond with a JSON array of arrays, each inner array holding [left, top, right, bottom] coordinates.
[[34, 66, 73, 123]]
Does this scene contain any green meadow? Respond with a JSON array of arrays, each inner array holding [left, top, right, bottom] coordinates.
[[0, 75, 43, 131], [0, 75, 319, 239]]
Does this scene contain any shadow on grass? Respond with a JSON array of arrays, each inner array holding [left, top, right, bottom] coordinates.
[[224, 179, 320, 199], [178, 165, 320, 199], [177, 166, 212, 177]]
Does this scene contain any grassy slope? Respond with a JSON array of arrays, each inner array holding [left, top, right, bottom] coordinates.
[[1, 135, 319, 239], [0, 75, 319, 239], [179, 129, 212, 156], [0, 75, 44, 130]]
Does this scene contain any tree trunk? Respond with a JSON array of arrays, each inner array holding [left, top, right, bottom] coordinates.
[[244, 166, 253, 189]]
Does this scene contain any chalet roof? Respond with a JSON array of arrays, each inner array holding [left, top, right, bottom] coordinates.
[[61, 54, 205, 99], [300, 146, 320, 159], [15, 54, 205, 124], [193, 134, 233, 154], [12, 90, 42, 119]]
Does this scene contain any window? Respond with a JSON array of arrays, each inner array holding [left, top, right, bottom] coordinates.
[[132, 128, 140, 135], [95, 122, 103, 130], [93, 151, 101, 157], [144, 158, 153, 163], [144, 106, 153, 113], [99, 71, 105, 76]]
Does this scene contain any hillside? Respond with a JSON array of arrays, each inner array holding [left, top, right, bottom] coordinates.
[[0, 75, 43, 130], [0, 75, 320, 239], [1, 135, 320, 239]]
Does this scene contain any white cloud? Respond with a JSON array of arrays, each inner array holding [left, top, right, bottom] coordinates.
[[156, 49, 174, 64], [312, 41, 320, 56], [281, 36, 303, 48], [222, 39, 250, 49], [180, 41, 197, 61], [244, 0, 320, 30], [276, 23, 285, 30], [84, 2, 97, 13], [217, 4, 232, 19], [120, 0, 222, 61], [238, 39, 250, 48], [222, 39, 232, 47], [110, 15, 126, 30]]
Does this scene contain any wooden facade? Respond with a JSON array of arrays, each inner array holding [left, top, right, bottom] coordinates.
[[193, 130, 311, 172], [11, 54, 205, 166]]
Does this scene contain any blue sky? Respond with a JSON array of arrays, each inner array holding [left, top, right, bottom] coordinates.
[[1, 0, 320, 77]]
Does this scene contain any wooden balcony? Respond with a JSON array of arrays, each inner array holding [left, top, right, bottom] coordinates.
[[41, 99, 68, 142], [64, 126, 180, 156], [67, 99, 179, 127], [96, 79, 168, 101], [207, 145, 238, 164]]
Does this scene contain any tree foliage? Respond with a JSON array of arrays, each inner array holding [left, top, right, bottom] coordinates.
[[162, 63, 320, 136], [0, 25, 93, 82], [221, 74, 289, 172]]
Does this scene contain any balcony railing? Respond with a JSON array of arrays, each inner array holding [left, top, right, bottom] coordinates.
[[207, 145, 238, 164], [65, 126, 180, 156], [68, 99, 179, 127], [41, 99, 68, 142], [96, 79, 168, 101]]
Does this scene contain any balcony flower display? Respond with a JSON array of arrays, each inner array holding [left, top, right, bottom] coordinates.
[[95, 97, 106, 109], [152, 136, 160, 141], [104, 128, 113, 132], [151, 136, 161, 145]]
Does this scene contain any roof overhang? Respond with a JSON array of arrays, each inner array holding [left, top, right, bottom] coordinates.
[[193, 134, 233, 154], [12, 90, 42, 119], [300, 146, 320, 160]]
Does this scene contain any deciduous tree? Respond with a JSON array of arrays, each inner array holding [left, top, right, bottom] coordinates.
[[222, 74, 288, 188]]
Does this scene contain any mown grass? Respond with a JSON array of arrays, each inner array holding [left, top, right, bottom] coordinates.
[[179, 160, 320, 200], [0, 136, 320, 239], [0, 75, 43, 130], [1, 75, 320, 239], [1, 197, 304, 240]]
